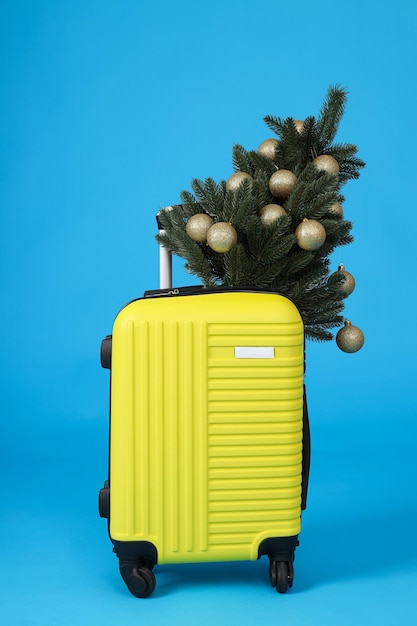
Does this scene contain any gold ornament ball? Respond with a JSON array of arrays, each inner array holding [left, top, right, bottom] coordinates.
[[295, 218, 326, 251], [226, 171, 254, 192], [185, 213, 214, 243], [294, 119, 305, 133], [207, 222, 238, 253], [260, 203, 287, 226], [269, 169, 297, 198], [258, 138, 279, 160], [329, 201, 344, 217], [336, 320, 365, 353], [332, 263, 356, 296], [313, 154, 340, 174]]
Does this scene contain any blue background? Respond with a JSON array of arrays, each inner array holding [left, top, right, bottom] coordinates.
[[1, 1, 416, 624]]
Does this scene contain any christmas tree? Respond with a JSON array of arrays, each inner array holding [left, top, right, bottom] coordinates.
[[156, 85, 365, 350]]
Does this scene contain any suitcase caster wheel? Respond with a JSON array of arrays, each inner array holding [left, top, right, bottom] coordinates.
[[130, 567, 156, 598], [269, 560, 293, 594], [140, 558, 155, 571], [120, 563, 156, 598]]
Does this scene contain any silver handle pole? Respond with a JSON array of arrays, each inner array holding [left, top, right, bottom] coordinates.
[[159, 230, 172, 289]]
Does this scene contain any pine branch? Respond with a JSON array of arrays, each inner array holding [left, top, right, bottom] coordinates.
[[245, 215, 294, 263], [232, 144, 252, 174], [315, 219, 353, 257], [338, 157, 366, 182], [247, 149, 277, 175], [222, 243, 255, 286], [304, 326, 334, 342], [232, 181, 258, 228], [309, 191, 341, 220], [190, 177, 226, 216], [154, 85, 364, 342], [327, 142, 360, 160], [315, 84, 347, 148], [289, 261, 330, 298], [275, 122, 309, 171], [263, 115, 286, 138], [178, 191, 202, 217], [221, 179, 254, 224], [253, 169, 273, 209], [280, 250, 315, 278]]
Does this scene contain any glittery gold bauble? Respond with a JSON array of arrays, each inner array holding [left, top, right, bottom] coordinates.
[[258, 138, 279, 160], [313, 154, 340, 174], [226, 171, 254, 192], [260, 203, 287, 226], [328, 201, 344, 217], [269, 169, 297, 198], [294, 119, 305, 133], [206, 222, 238, 253], [295, 218, 326, 251], [185, 213, 214, 243], [331, 263, 356, 296], [336, 320, 365, 353]]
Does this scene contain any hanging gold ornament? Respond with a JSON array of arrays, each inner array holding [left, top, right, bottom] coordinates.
[[206, 222, 238, 253], [185, 213, 214, 243], [313, 154, 340, 174], [258, 138, 279, 160], [328, 201, 344, 217], [260, 203, 287, 226], [226, 171, 254, 192], [336, 320, 365, 353], [331, 263, 356, 296], [295, 218, 326, 251], [294, 119, 305, 133], [269, 169, 297, 198]]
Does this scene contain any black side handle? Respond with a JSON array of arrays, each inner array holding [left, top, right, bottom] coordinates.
[[301, 385, 311, 511], [100, 335, 112, 370]]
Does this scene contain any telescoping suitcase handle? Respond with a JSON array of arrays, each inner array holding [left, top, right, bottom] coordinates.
[[159, 238, 173, 290], [145, 209, 204, 299], [157, 208, 173, 290]]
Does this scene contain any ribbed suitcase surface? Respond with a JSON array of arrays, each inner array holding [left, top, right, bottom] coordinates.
[[109, 291, 304, 565]]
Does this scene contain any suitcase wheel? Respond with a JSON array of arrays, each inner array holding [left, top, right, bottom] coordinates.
[[119, 561, 156, 598], [269, 559, 294, 594]]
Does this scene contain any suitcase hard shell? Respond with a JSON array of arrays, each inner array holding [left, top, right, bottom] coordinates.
[[99, 288, 308, 597]]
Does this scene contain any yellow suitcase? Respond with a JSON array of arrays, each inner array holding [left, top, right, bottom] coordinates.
[[99, 287, 309, 597]]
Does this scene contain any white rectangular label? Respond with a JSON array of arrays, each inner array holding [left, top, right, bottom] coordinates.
[[234, 346, 275, 359]]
